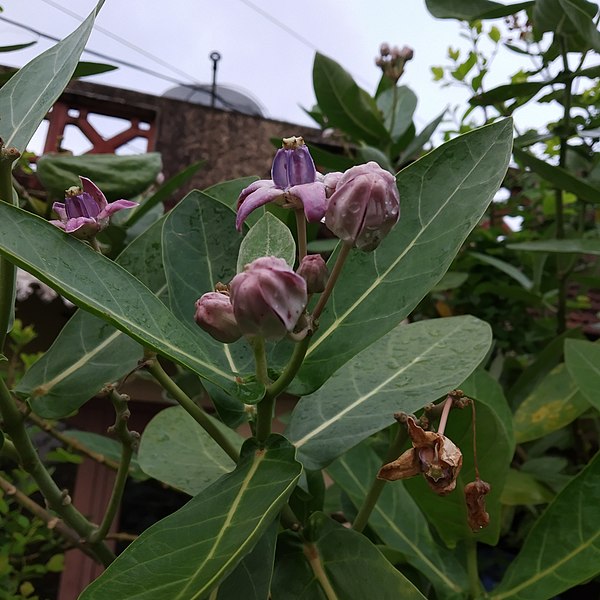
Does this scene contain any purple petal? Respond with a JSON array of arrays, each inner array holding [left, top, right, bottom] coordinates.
[[80, 177, 108, 211], [52, 202, 67, 222], [64, 217, 100, 239], [289, 182, 327, 223], [98, 199, 139, 219], [235, 186, 282, 231], [49, 219, 67, 231], [236, 179, 274, 209]]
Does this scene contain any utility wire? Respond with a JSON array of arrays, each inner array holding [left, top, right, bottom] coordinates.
[[0, 14, 252, 113], [39, 0, 203, 85]]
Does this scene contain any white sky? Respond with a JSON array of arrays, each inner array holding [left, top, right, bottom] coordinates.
[[1, 0, 598, 153]]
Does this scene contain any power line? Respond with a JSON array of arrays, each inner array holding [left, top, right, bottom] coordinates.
[[0, 14, 253, 114], [39, 0, 203, 86]]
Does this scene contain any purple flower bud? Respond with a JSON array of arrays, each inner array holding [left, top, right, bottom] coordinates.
[[194, 291, 242, 344], [399, 45, 414, 61], [229, 256, 307, 340], [380, 43, 391, 56], [271, 136, 317, 189], [325, 162, 400, 251], [297, 254, 328, 293]]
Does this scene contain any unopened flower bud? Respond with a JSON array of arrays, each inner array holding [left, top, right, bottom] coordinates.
[[229, 257, 307, 340], [379, 42, 391, 56], [297, 254, 328, 293], [323, 171, 343, 198], [399, 45, 414, 61], [271, 136, 317, 189], [194, 291, 242, 343], [325, 162, 400, 251]]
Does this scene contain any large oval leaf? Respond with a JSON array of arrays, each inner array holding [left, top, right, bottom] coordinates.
[[138, 406, 243, 495], [16, 215, 166, 417], [0, 1, 104, 153], [290, 118, 513, 395], [327, 442, 469, 598], [565, 339, 600, 410], [491, 451, 600, 600], [271, 512, 427, 600], [0, 203, 242, 398], [287, 315, 492, 470], [80, 435, 301, 600]]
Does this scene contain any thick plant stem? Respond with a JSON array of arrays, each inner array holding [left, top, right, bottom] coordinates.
[[0, 377, 115, 566], [352, 424, 407, 532], [252, 337, 274, 444], [90, 390, 138, 544], [265, 336, 310, 400], [304, 543, 339, 600], [146, 358, 239, 462], [0, 147, 20, 351], [312, 242, 352, 321], [295, 209, 308, 263], [466, 538, 483, 599]]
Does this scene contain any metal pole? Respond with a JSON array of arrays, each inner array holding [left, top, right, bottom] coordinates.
[[210, 51, 221, 108]]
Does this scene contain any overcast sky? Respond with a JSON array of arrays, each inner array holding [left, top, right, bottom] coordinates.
[[2, 0, 597, 154]]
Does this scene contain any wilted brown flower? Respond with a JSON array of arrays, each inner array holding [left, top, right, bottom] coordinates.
[[377, 416, 463, 495], [464, 479, 491, 530]]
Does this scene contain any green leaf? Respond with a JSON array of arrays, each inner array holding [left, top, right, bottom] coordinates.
[[500, 469, 555, 505], [404, 369, 515, 546], [125, 160, 204, 227], [431, 66, 444, 81], [489, 25, 502, 43], [237, 213, 296, 272], [565, 339, 600, 411], [271, 512, 427, 600], [287, 316, 492, 470], [16, 216, 166, 417], [451, 52, 478, 82], [376, 86, 418, 141], [327, 442, 469, 597], [313, 52, 389, 146], [0, 203, 240, 398], [470, 251, 533, 289], [491, 451, 600, 599], [399, 110, 446, 162], [513, 147, 600, 204], [508, 238, 600, 255], [425, 0, 534, 20], [431, 271, 469, 291], [65, 430, 146, 480], [72, 61, 118, 78], [513, 363, 589, 443], [558, 0, 600, 52], [291, 118, 513, 395], [0, 42, 37, 53], [37, 153, 162, 201], [212, 521, 278, 600], [138, 406, 242, 495], [0, 1, 104, 153], [80, 435, 301, 600], [204, 176, 258, 212]]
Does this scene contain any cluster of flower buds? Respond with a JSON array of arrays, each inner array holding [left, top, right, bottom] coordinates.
[[375, 43, 414, 84], [50, 177, 137, 240], [195, 256, 309, 342]]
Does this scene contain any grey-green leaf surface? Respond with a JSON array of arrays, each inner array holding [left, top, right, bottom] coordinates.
[[513, 363, 590, 443], [271, 512, 427, 600], [327, 442, 468, 598], [404, 370, 514, 546], [138, 407, 243, 495], [16, 216, 166, 417], [425, 0, 533, 20], [377, 86, 418, 142], [565, 339, 600, 410], [290, 118, 513, 395], [0, 203, 239, 397], [313, 52, 389, 147], [80, 435, 301, 600], [513, 148, 600, 204], [470, 251, 533, 290], [508, 238, 600, 255], [161, 191, 255, 382], [36, 153, 162, 201], [0, 1, 104, 153], [287, 316, 492, 470], [237, 213, 296, 272], [491, 451, 600, 600]]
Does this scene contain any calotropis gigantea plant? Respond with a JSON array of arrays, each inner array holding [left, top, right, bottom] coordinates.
[[17, 4, 600, 600]]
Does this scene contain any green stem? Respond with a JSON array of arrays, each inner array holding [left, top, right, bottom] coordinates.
[[146, 358, 239, 462], [312, 242, 352, 321], [265, 336, 310, 400], [0, 377, 115, 566], [295, 209, 307, 263], [466, 538, 483, 599], [0, 146, 20, 351], [352, 423, 407, 532], [304, 543, 339, 600], [89, 391, 137, 543], [252, 337, 274, 444]]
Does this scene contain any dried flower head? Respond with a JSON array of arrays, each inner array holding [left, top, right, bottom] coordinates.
[[377, 416, 463, 495], [464, 479, 491, 531]]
